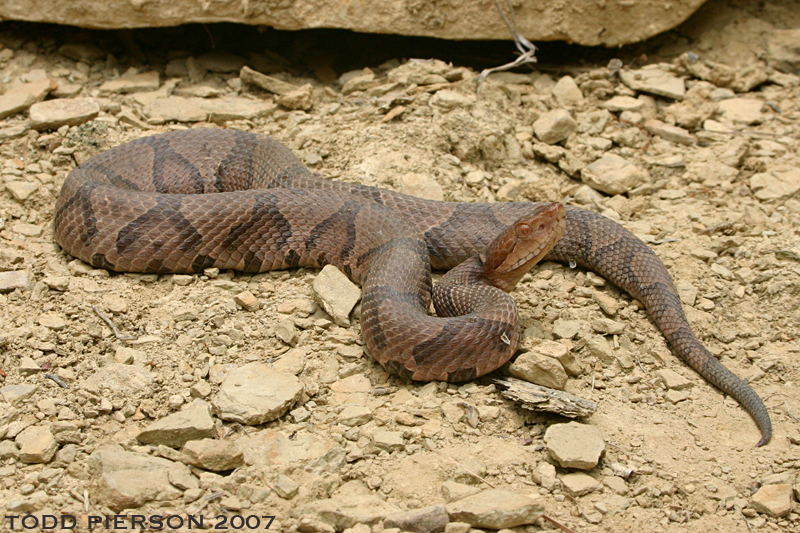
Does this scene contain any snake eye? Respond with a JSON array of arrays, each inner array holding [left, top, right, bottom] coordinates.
[[516, 223, 532, 237]]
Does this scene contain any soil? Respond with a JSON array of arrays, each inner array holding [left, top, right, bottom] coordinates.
[[0, 1, 799, 532]]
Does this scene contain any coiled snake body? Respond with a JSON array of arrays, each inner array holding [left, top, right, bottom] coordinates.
[[53, 129, 772, 445]]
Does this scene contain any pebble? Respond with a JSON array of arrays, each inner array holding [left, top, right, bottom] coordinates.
[[182, 438, 244, 471], [28, 97, 100, 130], [544, 421, 606, 470], [445, 488, 544, 529], [749, 169, 800, 201], [601, 95, 644, 113], [12, 222, 43, 236], [532, 461, 558, 491], [240, 66, 298, 94], [136, 399, 216, 448], [533, 109, 578, 144], [400, 172, 444, 201], [277, 83, 313, 111], [372, 430, 405, 452], [0, 270, 33, 293], [591, 317, 625, 335], [213, 363, 303, 424], [751, 483, 792, 517], [312, 265, 361, 327], [302, 491, 401, 530], [581, 154, 647, 195], [58, 42, 105, 61], [592, 291, 619, 316], [17, 356, 41, 376], [552, 318, 581, 339], [338, 404, 373, 426], [38, 312, 67, 330], [1, 384, 38, 405], [441, 481, 482, 502], [551, 75, 583, 106], [560, 472, 601, 496], [656, 368, 693, 390], [619, 67, 686, 99], [384, 504, 449, 533], [234, 290, 259, 311], [5, 181, 39, 201], [717, 98, 764, 124], [83, 364, 154, 395], [583, 336, 615, 364], [0, 92, 38, 120], [99, 71, 160, 93], [274, 473, 300, 499], [430, 89, 475, 109], [15, 424, 58, 464], [644, 119, 695, 145], [508, 352, 568, 390]]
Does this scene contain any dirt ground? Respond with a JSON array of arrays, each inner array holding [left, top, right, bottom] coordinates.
[[0, 0, 799, 532]]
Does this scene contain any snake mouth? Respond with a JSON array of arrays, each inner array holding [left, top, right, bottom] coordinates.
[[483, 203, 566, 292]]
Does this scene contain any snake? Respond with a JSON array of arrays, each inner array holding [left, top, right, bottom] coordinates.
[[53, 128, 772, 446]]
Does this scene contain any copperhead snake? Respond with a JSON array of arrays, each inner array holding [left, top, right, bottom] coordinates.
[[53, 129, 772, 446]]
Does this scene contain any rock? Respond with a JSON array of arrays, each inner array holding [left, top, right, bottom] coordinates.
[[430, 89, 475, 109], [18, 356, 41, 376], [58, 42, 105, 61], [0, 92, 37, 119], [12, 222, 43, 237], [277, 84, 313, 111], [99, 71, 160, 93], [15, 425, 58, 463], [240, 66, 299, 94], [643, 119, 695, 145], [201, 96, 276, 123], [509, 352, 568, 390], [593, 291, 619, 316], [601, 96, 644, 113], [767, 29, 800, 74], [751, 484, 792, 517], [590, 317, 625, 335], [581, 154, 647, 195], [400, 172, 444, 201], [584, 336, 615, 364], [446, 488, 544, 529], [384, 505, 449, 533], [182, 438, 244, 471], [312, 265, 361, 327], [88, 446, 183, 512], [338, 404, 373, 426], [552, 75, 583, 106], [28, 97, 100, 130], [665, 389, 691, 404], [533, 109, 578, 145], [6, 181, 39, 201], [83, 364, 154, 395], [441, 481, 482, 502], [552, 318, 581, 339], [372, 430, 405, 452], [0, 270, 33, 293], [655, 368, 693, 390], [532, 462, 558, 491], [303, 493, 401, 530], [237, 428, 345, 472], [717, 98, 764, 124], [749, 169, 800, 201], [0, 124, 28, 140], [560, 472, 601, 496], [38, 312, 68, 330], [213, 363, 303, 425], [544, 422, 605, 470], [619, 68, 685, 99], [274, 473, 300, 499], [136, 399, 216, 448], [234, 290, 259, 311], [0, 440, 19, 460], [1, 384, 38, 405], [142, 96, 207, 122]]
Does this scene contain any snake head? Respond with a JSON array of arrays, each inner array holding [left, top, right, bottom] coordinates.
[[482, 203, 566, 292]]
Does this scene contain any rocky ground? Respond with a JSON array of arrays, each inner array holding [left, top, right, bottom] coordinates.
[[1, 4, 800, 533]]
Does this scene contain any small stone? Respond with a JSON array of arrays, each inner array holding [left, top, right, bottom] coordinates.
[[400, 172, 444, 201], [665, 389, 691, 404], [384, 505, 449, 533], [751, 484, 792, 517], [312, 265, 361, 327], [38, 312, 68, 330], [441, 481, 482, 502], [190, 380, 212, 398], [509, 352, 568, 390], [213, 363, 303, 425], [15, 425, 58, 464], [592, 291, 619, 316], [5, 181, 39, 201], [581, 154, 647, 195], [717, 98, 764, 124], [749, 169, 800, 201], [552, 318, 581, 339], [136, 399, 216, 448], [302, 491, 400, 530], [59, 43, 105, 62], [43, 276, 70, 291], [0, 92, 37, 120], [644, 119, 695, 145], [656, 368, 693, 390], [143, 96, 207, 122], [234, 290, 259, 311], [277, 83, 313, 111], [338, 404, 373, 426], [275, 319, 299, 345], [18, 356, 41, 376], [430, 89, 475, 109], [372, 430, 404, 452], [533, 109, 578, 144], [544, 421, 605, 470], [591, 317, 625, 335], [0, 270, 33, 293], [560, 472, 601, 496], [100, 71, 160, 94], [601, 96, 644, 113], [619, 68, 685, 99], [29, 97, 100, 130], [182, 438, 244, 472], [240, 66, 299, 94], [767, 28, 800, 74], [1, 384, 38, 405], [446, 488, 544, 529], [584, 336, 615, 365], [551, 76, 583, 106], [532, 462, 558, 491], [12, 222, 43, 236]]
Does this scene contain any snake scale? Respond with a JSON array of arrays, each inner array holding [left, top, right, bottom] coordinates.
[[53, 128, 772, 446]]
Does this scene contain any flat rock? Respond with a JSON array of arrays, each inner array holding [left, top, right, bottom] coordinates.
[[533, 108, 578, 145], [136, 399, 216, 448], [0, 92, 37, 119], [751, 484, 792, 517], [1, 384, 38, 405], [100, 71, 160, 93], [602, 96, 645, 113], [83, 364, 154, 395], [560, 472, 601, 496], [312, 265, 361, 327], [237, 428, 345, 472], [213, 363, 303, 425], [0, 270, 34, 293], [644, 119, 695, 145], [552, 75, 583, 106], [767, 28, 800, 74], [0, 1, 708, 47], [717, 98, 764, 124], [88, 446, 183, 512], [509, 352, 568, 390], [142, 96, 206, 122], [446, 488, 544, 529], [581, 154, 647, 195], [240, 66, 298, 94], [28, 97, 100, 130], [430, 89, 475, 109], [182, 438, 244, 471], [400, 172, 444, 201], [384, 505, 449, 533], [656, 368, 693, 390], [277, 84, 313, 111], [749, 169, 800, 201], [15, 424, 58, 463], [619, 68, 686, 99], [303, 493, 401, 530], [338, 404, 373, 426], [544, 421, 605, 470], [6, 180, 39, 201]]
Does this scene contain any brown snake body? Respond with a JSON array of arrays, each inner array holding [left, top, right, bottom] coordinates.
[[53, 129, 772, 445]]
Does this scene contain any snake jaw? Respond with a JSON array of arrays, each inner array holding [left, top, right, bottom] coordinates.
[[483, 203, 566, 292]]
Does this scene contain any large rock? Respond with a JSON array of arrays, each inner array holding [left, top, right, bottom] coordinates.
[[0, 1, 707, 47]]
